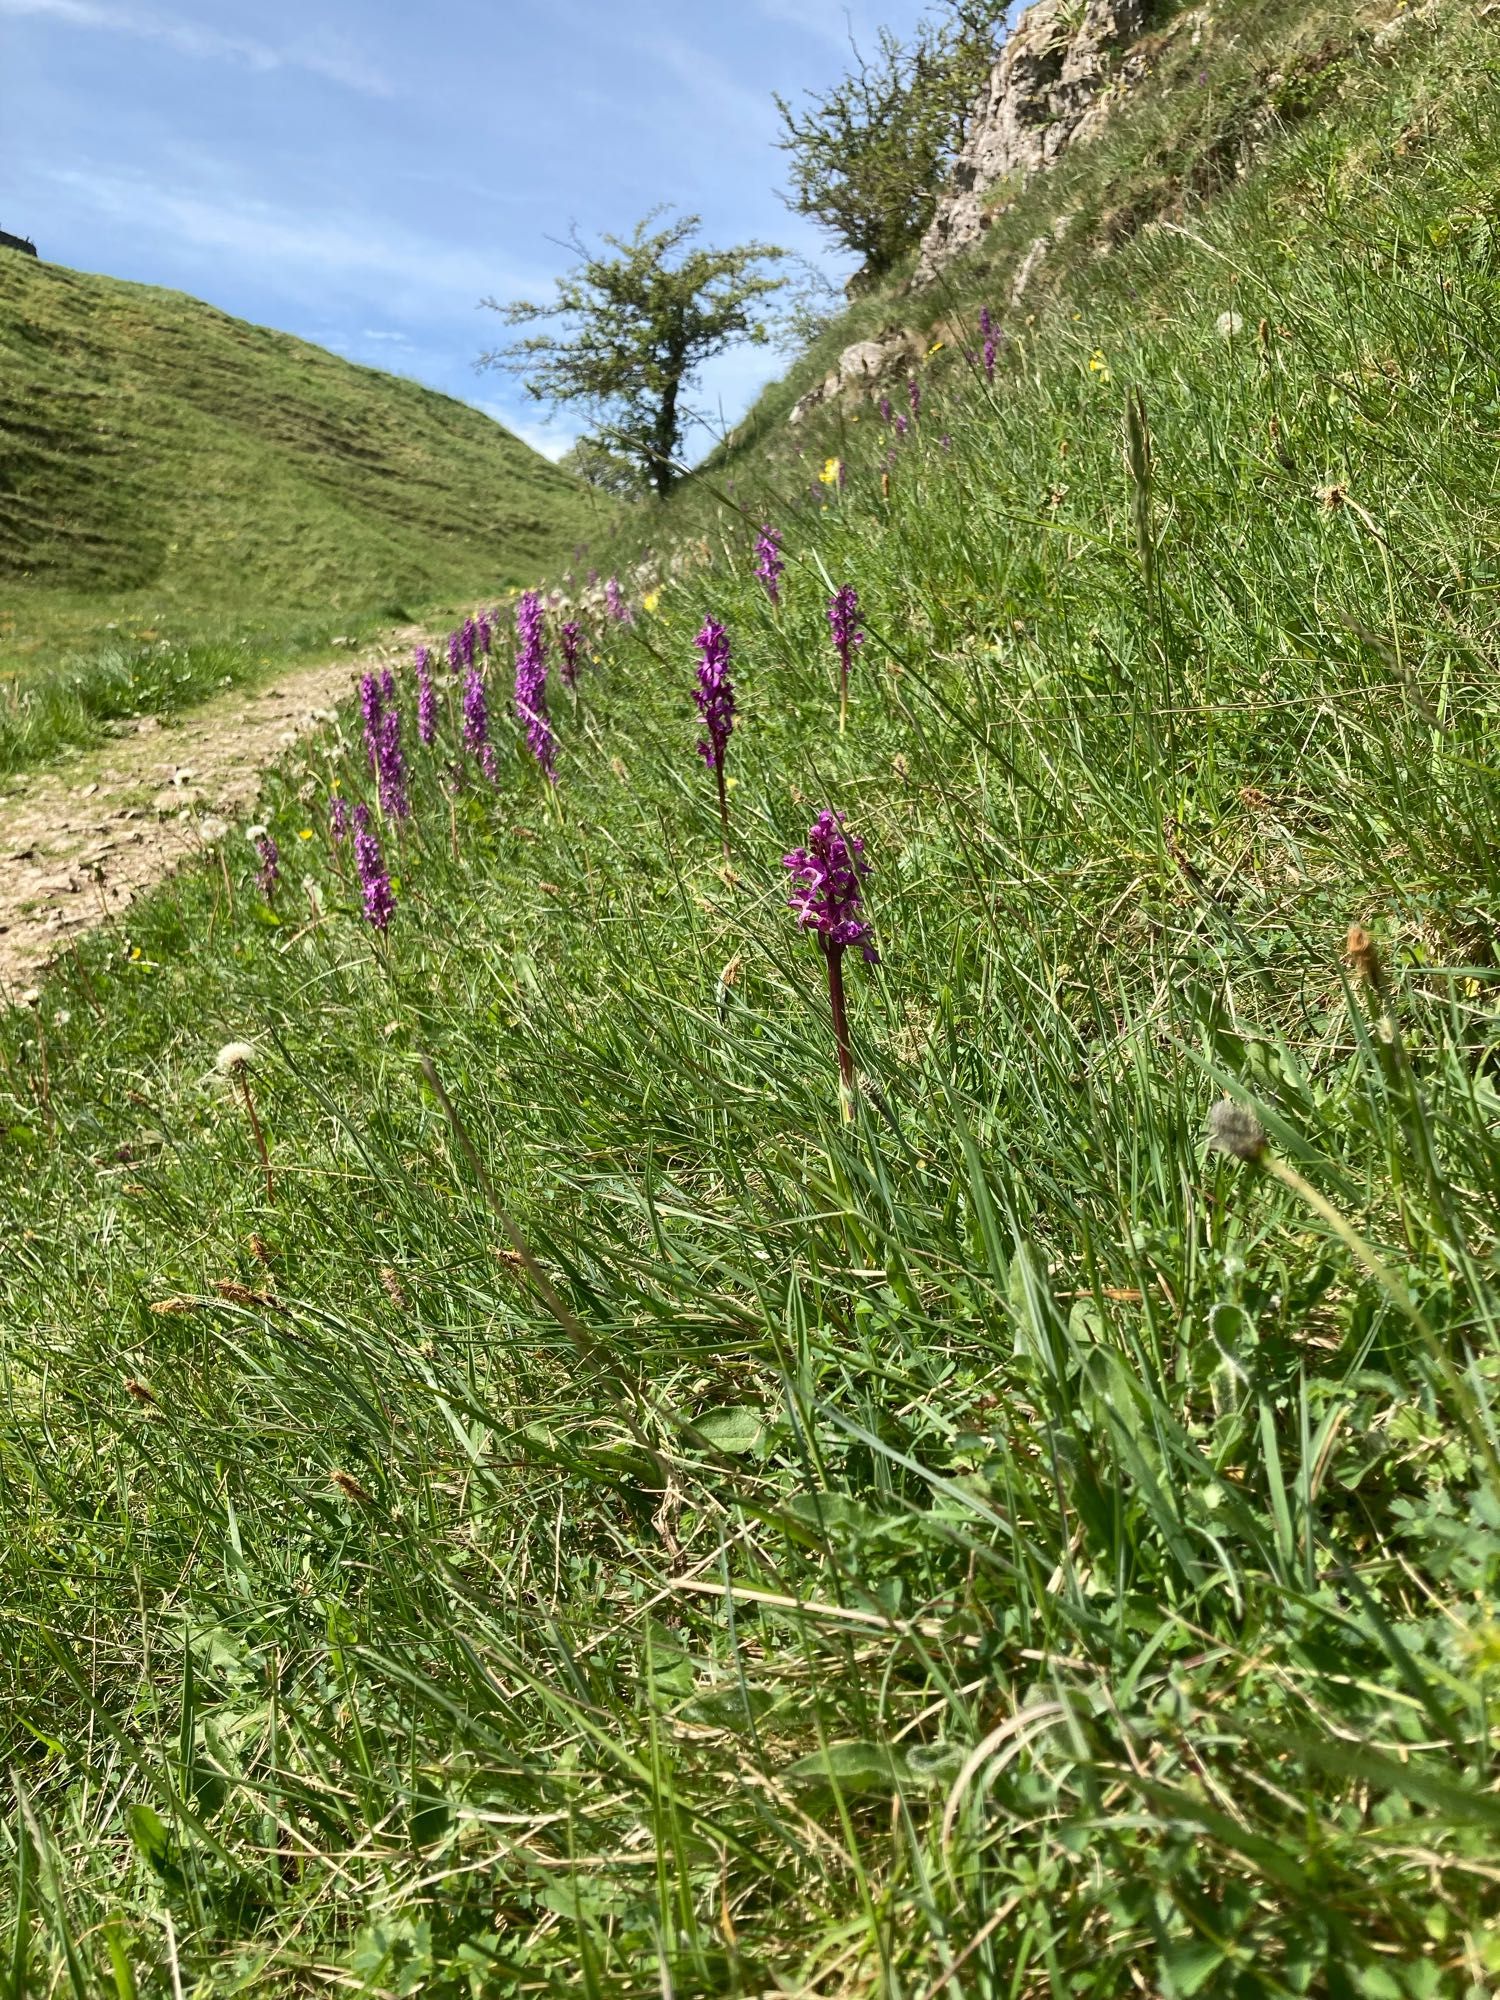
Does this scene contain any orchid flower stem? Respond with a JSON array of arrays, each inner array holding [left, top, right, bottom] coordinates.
[[824, 940, 856, 1116]]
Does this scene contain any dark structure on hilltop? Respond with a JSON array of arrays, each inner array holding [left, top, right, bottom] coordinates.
[[0, 228, 39, 258]]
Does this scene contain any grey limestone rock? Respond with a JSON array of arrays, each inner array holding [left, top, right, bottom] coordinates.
[[914, 0, 1146, 285]]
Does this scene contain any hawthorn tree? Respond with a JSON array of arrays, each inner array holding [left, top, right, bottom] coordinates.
[[773, 6, 1008, 287], [480, 211, 785, 499]]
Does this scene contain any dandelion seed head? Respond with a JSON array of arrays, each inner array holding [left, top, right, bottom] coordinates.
[[1206, 1099, 1267, 1163]]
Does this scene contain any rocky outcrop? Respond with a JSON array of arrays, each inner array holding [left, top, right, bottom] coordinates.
[[788, 327, 927, 426], [913, 0, 1147, 285]]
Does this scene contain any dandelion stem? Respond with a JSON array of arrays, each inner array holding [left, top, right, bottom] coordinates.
[[238, 1074, 274, 1203], [1260, 1154, 1425, 1334]]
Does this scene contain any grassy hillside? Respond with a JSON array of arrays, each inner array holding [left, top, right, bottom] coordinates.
[[0, 256, 602, 657], [4, 0, 1500, 1993], [695, 0, 1440, 493]]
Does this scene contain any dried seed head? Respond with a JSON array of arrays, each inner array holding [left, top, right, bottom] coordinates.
[[215, 1041, 258, 1077], [149, 1296, 198, 1316], [124, 1378, 158, 1406], [331, 1470, 376, 1507], [249, 1233, 274, 1267], [718, 954, 744, 991], [213, 1280, 267, 1306], [379, 1266, 409, 1309], [1206, 1099, 1268, 1164], [1344, 923, 1386, 994], [1318, 483, 1348, 512], [493, 1247, 525, 1274]]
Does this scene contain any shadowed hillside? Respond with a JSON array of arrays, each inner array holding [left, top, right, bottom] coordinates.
[[0, 256, 599, 617]]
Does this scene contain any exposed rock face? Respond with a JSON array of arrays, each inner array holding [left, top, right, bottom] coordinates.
[[788, 327, 926, 426], [914, 0, 1146, 285]]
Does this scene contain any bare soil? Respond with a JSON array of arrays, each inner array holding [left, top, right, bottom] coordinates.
[[0, 631, 420, 997]]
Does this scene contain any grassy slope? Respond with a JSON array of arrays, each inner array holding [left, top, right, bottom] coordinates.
[[0, 257, 607, 767], [4, 1, 1500, 1993], [0, 256, 600, 621]]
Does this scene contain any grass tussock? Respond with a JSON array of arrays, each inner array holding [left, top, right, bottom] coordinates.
[[3, 0, 1500, 1993]]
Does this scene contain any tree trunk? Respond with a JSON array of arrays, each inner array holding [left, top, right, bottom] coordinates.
[[650, 342, 685, 497]]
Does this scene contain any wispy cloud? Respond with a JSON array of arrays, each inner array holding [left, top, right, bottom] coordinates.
[[750, 0, 867, 54], [42, 163, 541, 310], [477, 402, 578, 462], [649, 35, 780, 145], [0, 0, 393, 96]]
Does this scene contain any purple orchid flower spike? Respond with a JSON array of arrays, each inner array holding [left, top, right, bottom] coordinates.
[[514, 589, 556, 784], [414, 645, 438, 746], [692, 616, 735, 857], [253, 832, 280, 903], [827, 583, 865, 735], [462, 664, 496, 781], [784, 809, 877, 1111], [559, 619, 582, 689], [376, 699, 409, 820], [354, 818, 395, 932], [359, 672, 383, 771], [754, 525, 783, 607]]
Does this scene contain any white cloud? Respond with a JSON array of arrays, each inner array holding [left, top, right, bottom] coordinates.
[[0, 0, 393, 96], [649, 35, 780, 145], [751, 0, 870, 53], [475, 402, 578, 463], [42, 163, 540, 311], [360, 329, 413, 345]]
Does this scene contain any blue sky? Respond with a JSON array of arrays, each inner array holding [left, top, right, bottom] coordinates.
[[0, 0, 940, 462]]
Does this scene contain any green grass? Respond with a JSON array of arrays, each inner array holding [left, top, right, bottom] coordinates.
[[0, 618, 384, 784], [4, 0, 1500, 1993], [0, 253, 609, 777], [0, 256, 607, 665]]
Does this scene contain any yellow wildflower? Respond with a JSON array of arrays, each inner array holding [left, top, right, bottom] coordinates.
[[297, 828, 314, 841], [819, 456, 842, 486], [927, 339, 945, 356], [642, 590, 661, 615], [1088, 349, 1112, 382]]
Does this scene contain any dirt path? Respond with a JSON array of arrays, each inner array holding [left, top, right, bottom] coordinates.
[[0, 629, 421, 997]]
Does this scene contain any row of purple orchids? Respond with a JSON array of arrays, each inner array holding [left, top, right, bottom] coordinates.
[[249, 504, 888, 1097], [241, 304, 1011, 1085]]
